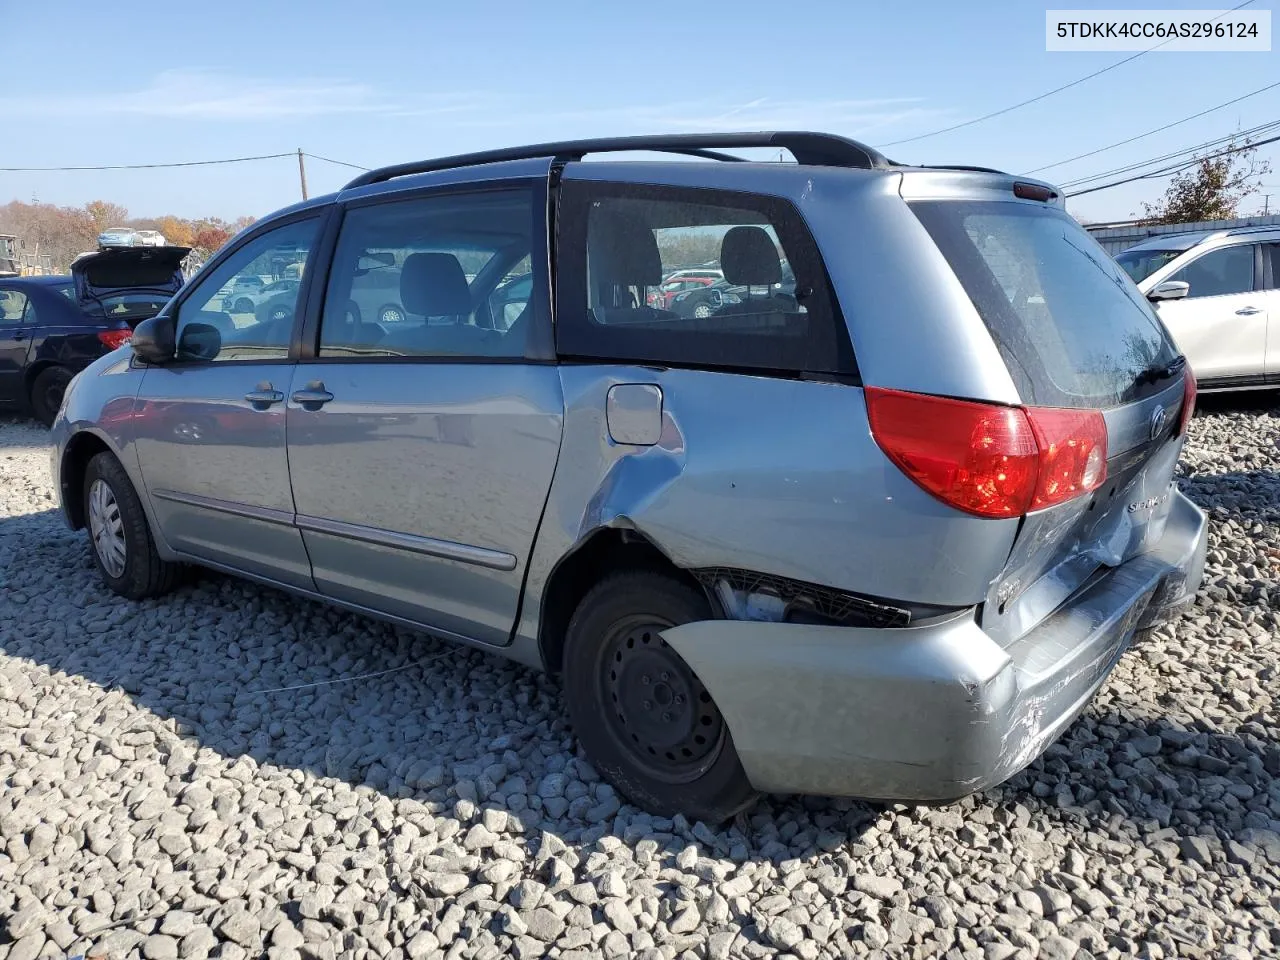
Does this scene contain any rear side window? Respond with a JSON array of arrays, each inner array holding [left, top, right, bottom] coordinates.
[[319, 189, 538, 359], [1166, 244, 1255, 298], [913, 200, 1179, 409], [556, 181, 854, 377]]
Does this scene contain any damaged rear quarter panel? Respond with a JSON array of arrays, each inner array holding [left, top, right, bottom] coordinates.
[[514, 365, 1022, 653]]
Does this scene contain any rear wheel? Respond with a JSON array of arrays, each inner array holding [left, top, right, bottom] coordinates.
[[234, 297, 254, 314], [562, 571, 757, 822], [692, 303, 714, 319], [83, 452, 182, 600], [30, 366, 72, 427]]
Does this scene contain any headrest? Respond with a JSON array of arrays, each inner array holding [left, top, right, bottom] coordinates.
[[400, 252, 471, 316], [590, 210, 662, 286], [720, 226, 782, 285]]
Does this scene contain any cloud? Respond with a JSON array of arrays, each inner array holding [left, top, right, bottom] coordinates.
[[8, 69, 475, 121]]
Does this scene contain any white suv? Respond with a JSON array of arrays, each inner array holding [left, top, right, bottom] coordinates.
[[1116, 227, 1280, 390]]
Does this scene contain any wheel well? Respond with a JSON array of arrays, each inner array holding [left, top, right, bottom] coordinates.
[[538, 528, 708, 675], [60, 433, 112, 530]]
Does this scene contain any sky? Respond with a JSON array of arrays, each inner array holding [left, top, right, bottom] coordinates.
[[3, 0, 1278, 224]]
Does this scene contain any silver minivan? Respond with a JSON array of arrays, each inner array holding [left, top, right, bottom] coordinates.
[[51, 133, 1207, 822]]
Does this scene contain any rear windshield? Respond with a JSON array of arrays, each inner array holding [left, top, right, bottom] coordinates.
[[912, 200, 1179, 409], [1114, 248, 1183, 283]]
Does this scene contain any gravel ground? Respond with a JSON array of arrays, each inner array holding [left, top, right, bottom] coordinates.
[[1, 400, 1279, 960]]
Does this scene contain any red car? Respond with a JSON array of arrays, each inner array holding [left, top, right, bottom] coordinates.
[[645, 272, 721, 309]]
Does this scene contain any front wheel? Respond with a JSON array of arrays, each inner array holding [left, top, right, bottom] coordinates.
[[83, 452, 182, 600], [562, 571, 757, 822], [692, 303, 714, 319], [30, 366, 72, 427]]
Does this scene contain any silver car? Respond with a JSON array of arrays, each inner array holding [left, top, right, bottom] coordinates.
[[50, 133, 1207, 822]]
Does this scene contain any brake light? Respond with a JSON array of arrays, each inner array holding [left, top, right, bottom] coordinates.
[[1180, 370, 1197, 433], [865, 387, 1107, 519], [97, 329, 132, 351]]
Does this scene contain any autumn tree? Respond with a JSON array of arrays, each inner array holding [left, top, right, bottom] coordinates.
[[191, 226, 233, 257], [1142, 135, 1273, 225], [84, 200, 131, 232]]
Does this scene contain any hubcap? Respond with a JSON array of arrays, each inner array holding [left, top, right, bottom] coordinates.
[[382, 308, 403, 323], [88, 478, 127, 578], [601, 616, 725, 781]]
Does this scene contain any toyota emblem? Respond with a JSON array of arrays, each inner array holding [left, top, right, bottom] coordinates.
[[1149, 405, 1168, 440]]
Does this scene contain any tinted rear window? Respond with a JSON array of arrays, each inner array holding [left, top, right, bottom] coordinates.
[[556, 180, 853, 378], [912, 200, 1179, 409]]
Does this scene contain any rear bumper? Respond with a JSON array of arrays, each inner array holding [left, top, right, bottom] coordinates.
[[661, 489, 1208, 801]]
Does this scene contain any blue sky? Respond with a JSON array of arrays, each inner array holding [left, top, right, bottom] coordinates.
[[4, 0, 1277, 223]]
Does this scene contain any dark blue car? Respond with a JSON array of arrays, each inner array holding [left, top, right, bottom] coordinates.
[[0, 246, 188, 425]]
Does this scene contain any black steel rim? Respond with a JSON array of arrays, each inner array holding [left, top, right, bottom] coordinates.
[[42, 379, 65, 415], [598, 614, 725, 783]]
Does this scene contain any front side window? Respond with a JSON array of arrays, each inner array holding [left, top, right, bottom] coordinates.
[[0, 289, 29, 323], [175, 218, 317, 362], [1167, 244, 1255, 299], [556, 181, 852, 376], [319, 189, 538, 358], [1113, 248, 1183, 284]]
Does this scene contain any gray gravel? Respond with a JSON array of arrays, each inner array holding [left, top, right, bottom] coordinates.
[[2, 400, 1279, 960]]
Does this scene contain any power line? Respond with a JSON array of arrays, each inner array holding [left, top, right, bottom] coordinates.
[[1060, 118, 1280, 189], [1024, 80, 1280, 175], [879, 0, 1255, 149], [1065, 131, 1280, 197], [0, 152, 294, 173], [304, 153, 370, 172]]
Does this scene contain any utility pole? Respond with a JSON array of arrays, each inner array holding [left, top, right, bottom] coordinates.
[[1264, 194, 1271, 216], [297, 149, 309, 201]]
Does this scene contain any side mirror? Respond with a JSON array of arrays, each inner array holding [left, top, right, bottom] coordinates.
[[1148, 280, 1190, 302], [131, 315, 176, 364], [176, 322, 222, 362]]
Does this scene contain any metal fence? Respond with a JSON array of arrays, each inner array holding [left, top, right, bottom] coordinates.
[[1084, 214, 1280, 255]]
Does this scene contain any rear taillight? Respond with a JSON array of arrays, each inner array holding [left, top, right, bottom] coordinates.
[[865, 387, 1107, 519], [1180, 370, 1197, 433], [98, 329, 132, 351]]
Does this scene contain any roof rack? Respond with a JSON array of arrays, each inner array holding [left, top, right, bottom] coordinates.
[[343, 132, 893, 189]]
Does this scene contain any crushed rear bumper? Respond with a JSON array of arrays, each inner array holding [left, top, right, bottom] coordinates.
[[660, 489, 1208, 802]]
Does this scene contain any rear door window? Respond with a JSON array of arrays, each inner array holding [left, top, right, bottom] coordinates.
[[912, 200, 1180, 409], [1166, 244, 1255, 298], [556, 180, 854, 377]]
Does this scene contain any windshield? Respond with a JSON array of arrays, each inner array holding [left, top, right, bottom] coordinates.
[[913, 200, 1180, 409], [1114, 248, 1183, 283]]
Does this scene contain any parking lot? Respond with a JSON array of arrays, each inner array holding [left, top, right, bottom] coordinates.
[[1, 400, 1278, 960]]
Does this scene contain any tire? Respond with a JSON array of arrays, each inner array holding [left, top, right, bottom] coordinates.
[[692, 303, 713, 319], [378, 303, 404, 324], [562, 571, 757, 822], [30, 366, 73, 427], [83, 451, 182, 600], [234, 297, 254, 314]]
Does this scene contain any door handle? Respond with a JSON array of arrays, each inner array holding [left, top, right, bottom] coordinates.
[[12, 331, 26, 341], [1236, 306, 1263, 315], [244, 385, 285, 409], [291, 380, 334, 409]]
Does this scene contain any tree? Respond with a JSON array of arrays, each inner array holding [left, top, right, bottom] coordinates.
[[191, 226, 232, 257], [84, 200, 130, 232], [1142, 135, 1273, 225]]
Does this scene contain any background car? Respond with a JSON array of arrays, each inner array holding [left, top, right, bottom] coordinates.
[[97, 227, 137, 249], [0, 276, 134, 425], [133, 230, 168, 247], [1116, 226, 1280, 390]]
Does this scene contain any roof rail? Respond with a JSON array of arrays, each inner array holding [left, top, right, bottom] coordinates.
[[922, 164, 1010, 175], [343, 131, 893, 189]]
